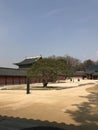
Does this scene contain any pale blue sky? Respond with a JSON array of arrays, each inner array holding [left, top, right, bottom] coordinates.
[[0, 0, 98, 67]]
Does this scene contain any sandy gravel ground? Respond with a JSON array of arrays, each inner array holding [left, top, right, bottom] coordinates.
[[0, 79, 98, 126]]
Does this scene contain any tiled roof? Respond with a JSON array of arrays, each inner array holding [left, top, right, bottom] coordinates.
[[86, 65, 98, 72], [85, 65, 98, 74], [0, 68, 27, 76], [14, 59, 36, 66], [14, 56, 41, 66]]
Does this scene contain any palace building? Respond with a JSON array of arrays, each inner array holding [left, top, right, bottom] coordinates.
[[14, 56, 41, 69], [85, 65, 98, 79], [0, 56, 41, 86]]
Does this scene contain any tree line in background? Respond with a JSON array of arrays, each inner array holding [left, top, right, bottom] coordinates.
[[61, 55, 98, 71], [27, 55, 98, 90], [49, 55, 98, 72]]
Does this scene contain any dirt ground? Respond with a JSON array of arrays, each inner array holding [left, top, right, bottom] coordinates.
[[0, 79, 98, 127]]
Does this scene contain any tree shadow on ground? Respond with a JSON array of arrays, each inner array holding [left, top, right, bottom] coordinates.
[[31, 86, 75, 90], [65, 92, 98, 130]]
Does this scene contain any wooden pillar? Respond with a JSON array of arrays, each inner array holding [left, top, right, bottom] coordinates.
[[26, 78, 30, 94]]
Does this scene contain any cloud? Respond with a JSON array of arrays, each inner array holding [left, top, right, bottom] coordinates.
[[46, 8, 64, 16]]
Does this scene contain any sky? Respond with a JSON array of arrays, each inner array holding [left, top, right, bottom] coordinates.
[[0, 0, 98, 68]]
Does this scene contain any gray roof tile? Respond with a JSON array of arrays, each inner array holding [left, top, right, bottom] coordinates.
[[0, 68, 27, 76]]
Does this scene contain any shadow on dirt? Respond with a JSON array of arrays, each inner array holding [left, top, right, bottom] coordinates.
[[65, 91, 98, 130]]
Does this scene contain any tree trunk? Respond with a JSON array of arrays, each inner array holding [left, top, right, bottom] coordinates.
[[43, 82, 48, 87], [42, 79, 48, 87]]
